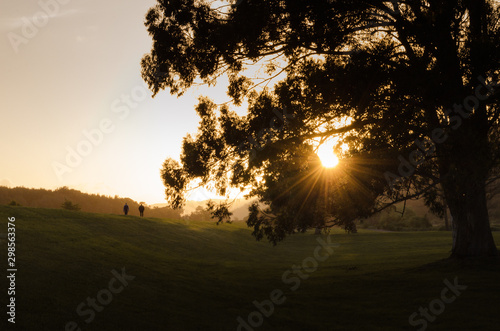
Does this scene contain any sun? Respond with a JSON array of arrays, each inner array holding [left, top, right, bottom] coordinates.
[[317, 141, 340, 168]]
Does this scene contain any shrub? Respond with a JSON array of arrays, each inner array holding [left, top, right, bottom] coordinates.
[[61, 199, 81, 211]]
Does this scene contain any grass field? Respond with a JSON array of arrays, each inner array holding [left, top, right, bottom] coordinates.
[[1, 205, 499, 330]]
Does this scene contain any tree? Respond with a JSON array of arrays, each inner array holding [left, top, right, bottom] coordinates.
[[143, 0, 500, 257], [185, 203, 232, 222], [61, 199, 81, 211], [186, 205, 213, 221]]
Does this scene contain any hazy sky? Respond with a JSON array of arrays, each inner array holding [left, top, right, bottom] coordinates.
[[0, 0, 230, 204]]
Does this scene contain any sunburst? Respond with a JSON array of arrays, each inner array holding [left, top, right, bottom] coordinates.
[[317, 141, 340, 168]]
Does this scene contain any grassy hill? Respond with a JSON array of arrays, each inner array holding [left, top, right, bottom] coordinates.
[[0, 205, 499, 330], [0, 186, 182, 219]]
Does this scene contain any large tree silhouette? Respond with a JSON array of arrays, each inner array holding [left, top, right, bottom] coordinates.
[[142, 0, 500, 257]]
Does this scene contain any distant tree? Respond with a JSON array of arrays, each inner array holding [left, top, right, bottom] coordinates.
[[8, 200, 21, 206], [374, 206, 432, 231], [186, 205, 214, 222], [61, 199, 81, 211], [144, 1, 500, 257]]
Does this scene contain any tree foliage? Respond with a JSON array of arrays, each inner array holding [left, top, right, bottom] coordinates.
[[61, 199, 81, 211], [143, 0, 500, 256]]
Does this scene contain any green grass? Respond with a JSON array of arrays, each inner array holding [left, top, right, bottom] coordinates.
[[0, 205, 499, 330]]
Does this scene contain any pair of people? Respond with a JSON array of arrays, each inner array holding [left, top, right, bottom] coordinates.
[[123, 203, 145, 217]]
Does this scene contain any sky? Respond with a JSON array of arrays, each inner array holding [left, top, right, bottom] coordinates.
[[0, 0, 232, 204]]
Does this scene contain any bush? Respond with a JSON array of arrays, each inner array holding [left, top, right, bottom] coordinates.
[[8, 200, 21, 206], [61, 199, 81, 211]]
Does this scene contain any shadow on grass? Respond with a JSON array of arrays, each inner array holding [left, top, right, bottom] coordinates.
[[412, 254, 500, 273]]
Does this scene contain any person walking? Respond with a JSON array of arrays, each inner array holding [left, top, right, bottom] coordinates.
[[123, 203, 129, 215], [139, 204, 145, 217]]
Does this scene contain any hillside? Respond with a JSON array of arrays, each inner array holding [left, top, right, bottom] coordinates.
[[0, 186, 254, 222], [0, 186, 182, 219], [3, 185, 499, 230], [0, 205, 499, 330]]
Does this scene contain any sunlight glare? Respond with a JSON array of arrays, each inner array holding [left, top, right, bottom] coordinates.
[[317, 141, 339, 168]]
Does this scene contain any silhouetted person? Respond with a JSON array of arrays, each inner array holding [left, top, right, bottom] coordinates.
[[123, 203, 129, 215], [139, 204, 145, 217]]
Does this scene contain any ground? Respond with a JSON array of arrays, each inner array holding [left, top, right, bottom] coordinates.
[[0, 205, 499, 330]]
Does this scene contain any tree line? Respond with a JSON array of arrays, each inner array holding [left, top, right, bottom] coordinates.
[[0, 186, 182, 219]]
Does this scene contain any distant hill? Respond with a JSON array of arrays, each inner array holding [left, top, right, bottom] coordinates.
[[0, 186, 182, 219]]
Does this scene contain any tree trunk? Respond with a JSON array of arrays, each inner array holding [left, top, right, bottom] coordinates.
[[444, 208, 449, 231], [444, 179, 498, 258], [442, 192, 450, 231], [437, 84, 498, 258]]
